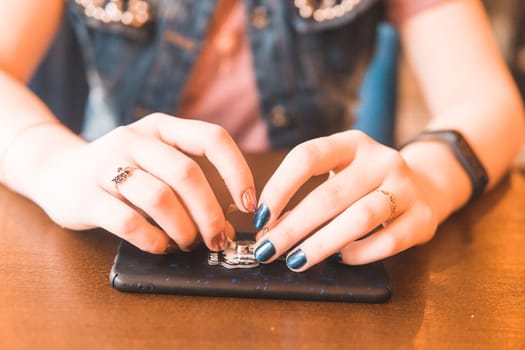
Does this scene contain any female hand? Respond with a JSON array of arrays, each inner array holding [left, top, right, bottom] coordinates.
[[30, 113, 257, 254], [252, 130, 442, 271]]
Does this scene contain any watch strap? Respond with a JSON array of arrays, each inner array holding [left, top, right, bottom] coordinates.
[[400, 129, 489, 203]]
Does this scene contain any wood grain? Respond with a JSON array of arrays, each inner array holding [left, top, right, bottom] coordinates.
[[1, 153, 524, 349]]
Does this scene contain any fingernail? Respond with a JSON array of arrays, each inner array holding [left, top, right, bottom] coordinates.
[[253, 203, 270, 230], [286, 249, 307, 270], [212, 231, 228, 251], [254, 239, 276, 262], [164, 240, 178, 254], [242, 187, 257, 213]]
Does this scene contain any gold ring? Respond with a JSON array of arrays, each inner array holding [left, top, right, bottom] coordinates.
[[375, 189, 398, 219], [111, 166, 135, 186]]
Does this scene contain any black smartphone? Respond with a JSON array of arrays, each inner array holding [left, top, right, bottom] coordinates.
[[110, 239, 391, 303]]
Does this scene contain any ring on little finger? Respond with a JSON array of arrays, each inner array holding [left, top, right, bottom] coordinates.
[[375, 189, 398, 220]]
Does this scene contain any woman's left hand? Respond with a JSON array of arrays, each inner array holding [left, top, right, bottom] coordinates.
[[252, 130, 442, 271]]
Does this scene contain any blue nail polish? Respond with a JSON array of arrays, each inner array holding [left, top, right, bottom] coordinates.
[[254, 240, 276, 262], [253, 203, 270, 230], [286, 249, 307, 270]]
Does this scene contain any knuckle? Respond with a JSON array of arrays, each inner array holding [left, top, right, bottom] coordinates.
[[115, 210, 143, 237], [376, 235, 398, 259], [347, 129, 369, 142], [142, 112, 165, 125], [276, 219, 300, 241], [177, 233, 199, 252], [317, 183, 345, 214], [144, 236, 168, 254], [344, 129, 375, 148], [109, 125, 135, 140], [312, 239, 328, 255], [381, 148, 406, 171], [142, 182, 173, 209], [353, 203, 378, 231], [289, 140, 322, 166], [343, 254, 362, 266], [206, 124, 231, 145], [146, 112, 165, 120], [418, 231, 434, 245], [174, 159, 201, 183], [200, 209, 225, 236], [346, 236, 396, 266], [129, 112, 166, 131]]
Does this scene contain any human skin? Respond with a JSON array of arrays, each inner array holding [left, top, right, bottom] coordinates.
[[0, 0, 523, 269], [253, 0, 525, 270]]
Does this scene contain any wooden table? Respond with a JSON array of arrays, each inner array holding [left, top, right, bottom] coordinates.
[[1, 153, 524, 349]]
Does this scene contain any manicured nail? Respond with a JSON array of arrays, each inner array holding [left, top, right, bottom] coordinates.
[[254, 239, 276, 262], [164, 240, 178, 254], [286, 249, 307, 270], [253, 203, 270, 229], [242, 187, 257, 213], [212, 231, 228, 251]]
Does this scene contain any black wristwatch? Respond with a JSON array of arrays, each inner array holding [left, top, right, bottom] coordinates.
[[400, 129, 489, 203]]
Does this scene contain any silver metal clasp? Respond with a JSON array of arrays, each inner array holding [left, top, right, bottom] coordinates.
[[207, 204, 260, 269], [208, 237, 260, 269]]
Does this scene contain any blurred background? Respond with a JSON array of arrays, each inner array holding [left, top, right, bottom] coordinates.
[[29, 0, 525, 163], [397, 0, 525, 164]]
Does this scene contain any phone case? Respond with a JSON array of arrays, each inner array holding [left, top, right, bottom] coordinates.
[[110, 240, 391, 303]]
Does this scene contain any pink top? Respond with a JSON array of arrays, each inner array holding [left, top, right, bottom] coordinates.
[[177, 0, 448, 152], [176, 1, 268, 152]]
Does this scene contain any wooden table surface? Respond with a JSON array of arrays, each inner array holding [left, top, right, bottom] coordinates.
[[1, 153, 524, 349]]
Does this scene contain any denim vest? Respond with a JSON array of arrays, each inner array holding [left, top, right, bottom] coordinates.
[[67, 0, 383, 148]]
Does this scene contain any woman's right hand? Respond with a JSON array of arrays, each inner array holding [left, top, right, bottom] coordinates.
[[28, 113, 257, 254]]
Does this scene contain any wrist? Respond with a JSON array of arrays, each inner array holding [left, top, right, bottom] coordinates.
[[400, 140, 473, 222], [1, 120, 56, 182], [400, 129, 489, 203], [2, 122, 86, 199]]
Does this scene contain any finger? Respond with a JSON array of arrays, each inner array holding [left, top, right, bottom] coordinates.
[[339, 206, 436, 265], [131, 114, 257, 214], [253, 162, 385, 264], [254, 131, 367, 229], [255, 210, 291, 241], [112, 167, 199, 251], [86, 192, 173, 254], [129, 139, 229, 251], [94, 132, 229, 252], [283, 188, 406, 271], [94, 126, 229, 251]]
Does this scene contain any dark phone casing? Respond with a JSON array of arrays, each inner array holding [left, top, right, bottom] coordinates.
[[110, 240, 391, 303]]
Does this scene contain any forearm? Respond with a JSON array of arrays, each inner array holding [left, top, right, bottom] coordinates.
[[0, 70, 86, 198], [401, 94, 524, 219], [397, 0, 525, 220]]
